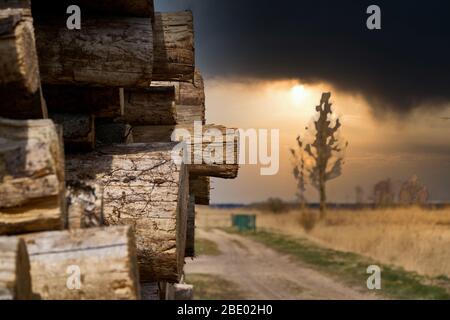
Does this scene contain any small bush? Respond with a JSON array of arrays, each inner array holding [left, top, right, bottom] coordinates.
[[298, 211, 317, 232], [262, 198, 289, 214]]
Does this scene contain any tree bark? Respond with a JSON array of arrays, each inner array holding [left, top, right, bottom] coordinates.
[[65, 143, 189, 282], [35, 17, 153, 87], [0, 118, 66, 235], [66, 180, 104, 229], [0, 236, 33, 300], [185, 194, 196, 258], [50, 113, 95, 152], [0, 2, 46, 119], [44, 85, 124, 118], [22, 226, 141, 300], [153, 12, 194, 82], [189, 176, 210, 205]]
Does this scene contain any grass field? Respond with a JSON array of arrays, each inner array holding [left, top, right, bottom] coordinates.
[[186, 274, 247, 300], [197, 206, 450, 278]]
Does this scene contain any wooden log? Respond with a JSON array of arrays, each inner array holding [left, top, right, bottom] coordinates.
[[31, 0, 155, 18], [66, 181, 103, 229], [190, 176, 210, 206], [185, 195, 195, 258], [95, 121, 133, 147], [0, 1, 46, 119], [0, 236, 33, 300], [65, 143, 189, 282], [122, 86, 177, 125], [166, 283, 194, 300], [153, 11, 194, 82], [50, 113, 95, 152], [44, 85, 124, 119], [0, 118, 66, 235], [35, 17, 153, 87], [23, 226, 141, 300], [133, 124, 239, 179]]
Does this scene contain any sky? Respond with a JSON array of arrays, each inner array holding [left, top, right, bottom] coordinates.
[[156, 0, 450, 203]]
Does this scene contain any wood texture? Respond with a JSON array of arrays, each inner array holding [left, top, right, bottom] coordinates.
[[185, 195, 195, 258], [0, 2, 46, 119], [35, 17, 153, 87], [0, 118, 66, 235], [44, 85, 124, 118], [140, 282, 160, 300], [132, 124, 239, 179], [66, 181, 104, 229], [32, 0, 154, 18], [189, 176, 210, 205], [23, 226, 141, 300], [65, 143, 189, 282], [123, 86, 177, 125], [0, 236, 33, 300], [153, 11, 194, 82], [50, 113, 95, 152]]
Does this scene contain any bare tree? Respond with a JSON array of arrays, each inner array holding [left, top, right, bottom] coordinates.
[[291, 137, 307, 210], [373, 179, 395, 207], [292, 92, 347, 219]]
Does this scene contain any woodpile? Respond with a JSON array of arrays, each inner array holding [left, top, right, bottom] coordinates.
[[0, 0, 239, 300]]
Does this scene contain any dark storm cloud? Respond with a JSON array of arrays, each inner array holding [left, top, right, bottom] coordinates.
[[156, 0, 450, 113]]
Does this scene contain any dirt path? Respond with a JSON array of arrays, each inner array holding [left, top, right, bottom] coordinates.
[[185, 229, 380, 300]]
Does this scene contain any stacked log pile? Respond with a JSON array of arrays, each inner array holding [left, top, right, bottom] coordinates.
[[0, 0, 239, 300]]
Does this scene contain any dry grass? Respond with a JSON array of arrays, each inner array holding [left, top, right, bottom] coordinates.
[[197, 206, 450, 278]]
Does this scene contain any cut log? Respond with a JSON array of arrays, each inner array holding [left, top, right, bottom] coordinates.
[[153, 11, 194, 82], [31, 0, 155, 18], [0, 118, 66, 235], [66, 181, 103, 229], [133, 124, 239, 179], [44, 85, 124, 118], [50, 113, 95, 152], [65, 143, 189, 282], [190, 176, 210, 206], [185, 195, 195, 258], [22, 226, 141, 300], [166, 283, 194, 300], [0, 2, 46, 119], [122, 86, 177, 125], [35, 17, 153, 87], [0, 236, 33, 300], [95, 121, 133, 147]]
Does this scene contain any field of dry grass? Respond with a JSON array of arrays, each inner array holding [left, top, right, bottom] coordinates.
[[197, 206, 450, 278]]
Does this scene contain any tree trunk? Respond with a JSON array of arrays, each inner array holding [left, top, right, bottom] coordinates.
[[153, 12, 194, 82], [0, 3, 46, 119], [65, 143, 189, 282], [319, 179, 327, 220], [35, 17, 153, 87], [66, 181, 104, 229], [185, 195, 196, 258], [44, 85, 124, 119], [22, 226, 141, 300], [189, 176, 210, 205], [0, 236, 33, 300], [0, 118, 66, 235], [50, 113, 95, 152], [132, 124, 239, 179]]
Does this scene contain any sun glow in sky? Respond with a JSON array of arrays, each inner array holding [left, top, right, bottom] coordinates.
[[290, 85, 306, 105]]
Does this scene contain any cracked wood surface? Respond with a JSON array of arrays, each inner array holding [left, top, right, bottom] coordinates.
[[65, 143, 189, 282]]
